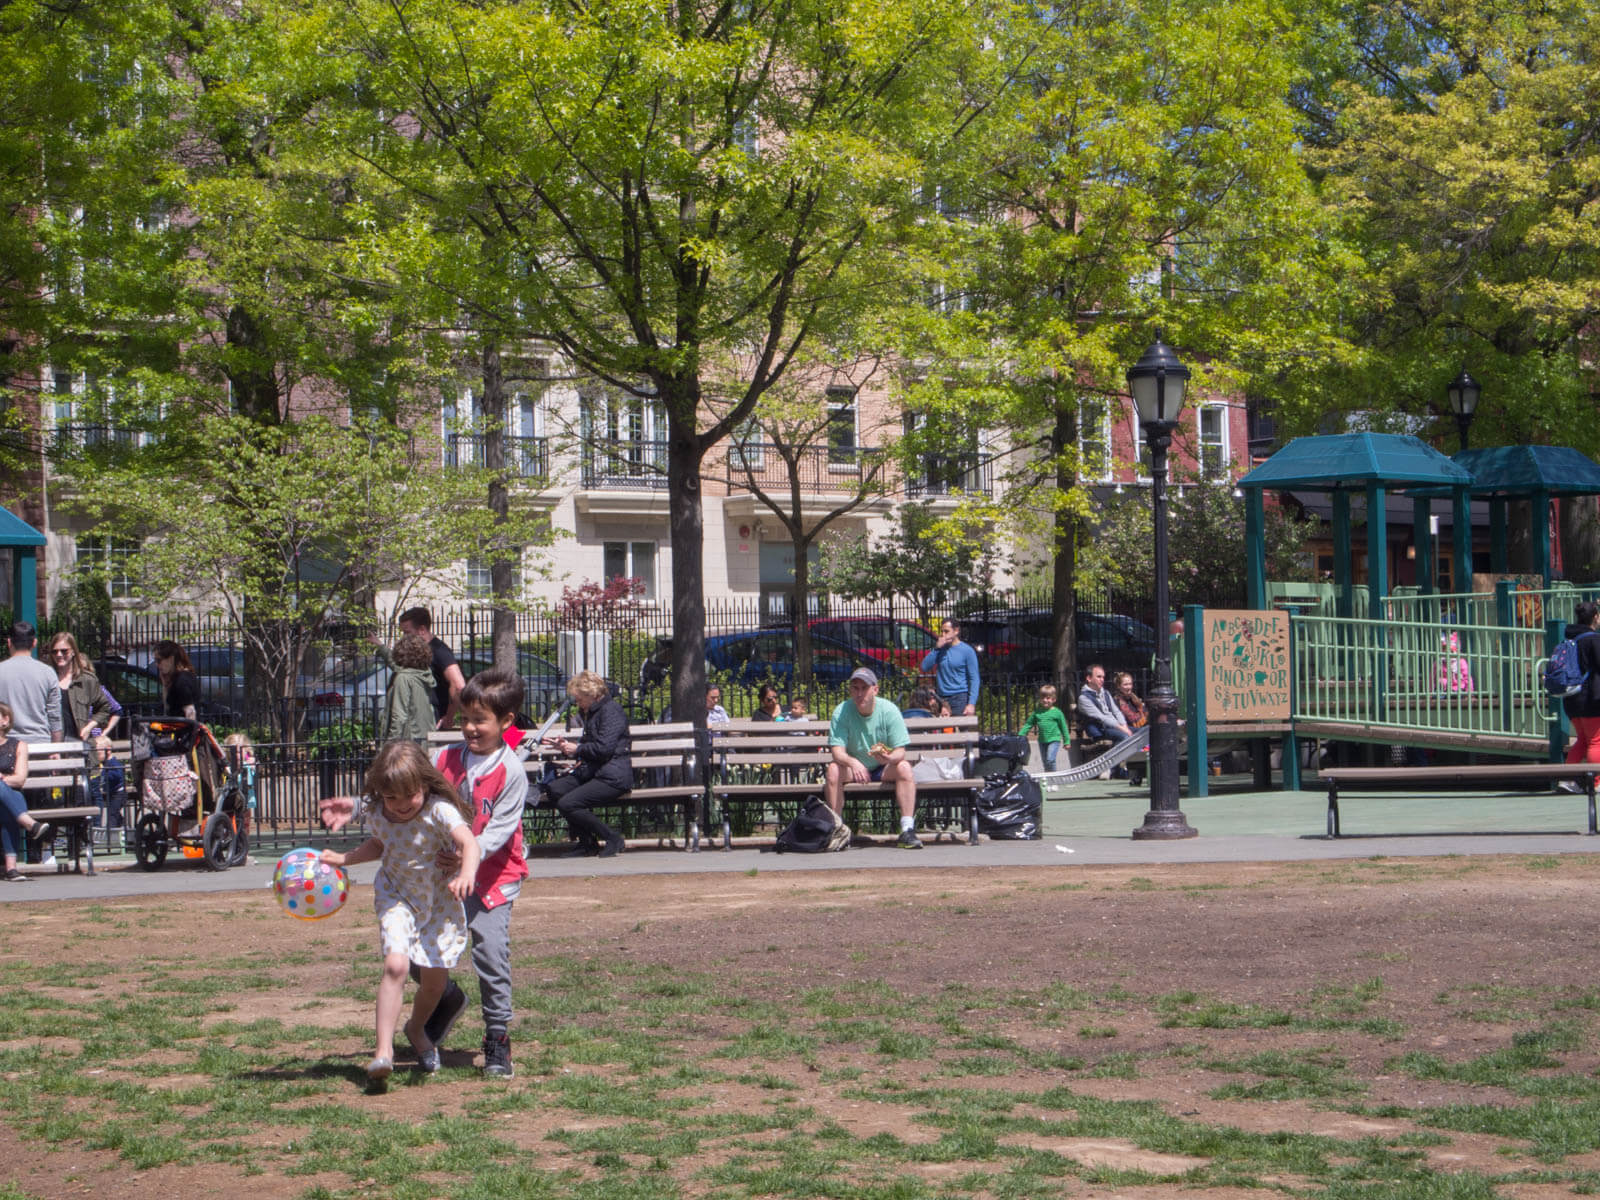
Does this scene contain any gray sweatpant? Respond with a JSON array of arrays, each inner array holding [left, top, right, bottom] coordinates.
[[466, 896, 514, 1036]]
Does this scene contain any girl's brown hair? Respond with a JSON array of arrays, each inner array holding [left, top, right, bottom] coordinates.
[[363, 740, 471, 824]]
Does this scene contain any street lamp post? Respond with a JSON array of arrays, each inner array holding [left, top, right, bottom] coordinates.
[[1127, 333, 1197, 840], [1446, 369, 1481, 453]]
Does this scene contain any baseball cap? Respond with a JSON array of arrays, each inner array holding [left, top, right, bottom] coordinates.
[[848, 667, 877, 687]]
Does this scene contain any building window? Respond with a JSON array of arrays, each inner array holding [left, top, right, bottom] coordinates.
[[75, 535, 139, 599], [466, 556, 522, 598], [604, 541, 657, 600], [826, 387, 857, 466], [1077, 397, 1112, 483], [732, 416, 764, 470], [1198, 404, 1229, 478]]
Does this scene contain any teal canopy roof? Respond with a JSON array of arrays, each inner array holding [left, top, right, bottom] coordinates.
[[0, 507, 44, 548], [1238, 433, 1472, 492], [1440, 445, 1600, 498]]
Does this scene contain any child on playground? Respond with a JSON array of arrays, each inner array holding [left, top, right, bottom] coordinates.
[[1018, 684, 1070, 772], [320, 740, 479, 1086], [426, 668, 530, 1079]]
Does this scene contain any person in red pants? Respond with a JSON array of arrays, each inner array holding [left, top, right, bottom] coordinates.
[[1564, 601, 1600, 765]]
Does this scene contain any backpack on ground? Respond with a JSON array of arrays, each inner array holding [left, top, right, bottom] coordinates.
[[775, 796, 850, 853], [1543, 631, 1596, 699]]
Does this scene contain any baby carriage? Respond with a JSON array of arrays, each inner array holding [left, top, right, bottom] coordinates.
[[128, 717, 250, 871]]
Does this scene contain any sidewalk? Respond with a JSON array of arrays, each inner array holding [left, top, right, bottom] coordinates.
[[5, 771, 1597, 902]]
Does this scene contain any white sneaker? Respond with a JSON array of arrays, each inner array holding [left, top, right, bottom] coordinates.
[[38, 854, 57, 869], [1557, 779, 1585, 794]]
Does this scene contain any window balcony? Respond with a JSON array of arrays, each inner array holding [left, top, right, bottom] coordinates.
[[446, 433, 549, 480], [52, 422, 152, 452], [581, 440, 669, 490], [906, 455, 993, 499]]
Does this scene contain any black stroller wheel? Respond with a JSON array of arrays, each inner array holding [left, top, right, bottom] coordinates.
[[202, 809, 239, 871], [221, 787, 250, 868], [134, 813, 168, 871]]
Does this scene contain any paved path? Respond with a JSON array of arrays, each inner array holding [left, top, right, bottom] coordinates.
[[5, 774, 1597, 902]]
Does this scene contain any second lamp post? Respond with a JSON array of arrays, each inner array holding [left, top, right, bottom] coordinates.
[[1126, 333, 1197, 840]]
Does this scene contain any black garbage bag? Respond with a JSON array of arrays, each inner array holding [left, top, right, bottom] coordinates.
[[975, 770, 1042, 840]]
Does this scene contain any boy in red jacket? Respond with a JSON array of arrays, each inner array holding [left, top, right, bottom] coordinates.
[[428, 668, 529, 1078]]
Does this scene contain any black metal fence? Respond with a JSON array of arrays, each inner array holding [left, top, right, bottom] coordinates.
[[24, 586, 1157, 739]]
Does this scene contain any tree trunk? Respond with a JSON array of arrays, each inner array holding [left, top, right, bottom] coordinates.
[[667, 393, 707, 729], [481, 340, 518, 673], [1051, 392, 1079, 697], [1560, 496, 1600, 582], [792, 528, 814, 691]]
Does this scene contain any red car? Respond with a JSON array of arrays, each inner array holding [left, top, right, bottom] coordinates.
[[807, 618, 938, 672]]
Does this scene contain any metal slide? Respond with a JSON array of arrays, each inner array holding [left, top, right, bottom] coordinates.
[[1032, 726, 1151, 787]]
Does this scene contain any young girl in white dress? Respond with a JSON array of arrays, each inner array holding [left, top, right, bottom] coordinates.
[[321, 741, 481, 1085]]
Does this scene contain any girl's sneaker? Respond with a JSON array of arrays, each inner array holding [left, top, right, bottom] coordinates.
[[366, 1056, 393, 1084]]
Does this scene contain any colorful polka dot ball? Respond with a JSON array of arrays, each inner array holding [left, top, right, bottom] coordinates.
[[272, 847, 350, 921]]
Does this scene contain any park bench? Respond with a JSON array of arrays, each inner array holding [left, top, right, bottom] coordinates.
[[1318, 762, 1600, 837], [707, 715, 984, 848], [18, 740, 100, 874], [430, 721, 708, 851]]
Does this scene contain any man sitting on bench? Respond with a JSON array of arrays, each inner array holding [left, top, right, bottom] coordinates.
[[826, 668, 920, 850], [1078, 663, 1134, 779]]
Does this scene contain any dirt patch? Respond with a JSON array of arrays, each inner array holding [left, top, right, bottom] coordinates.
[[4, 856, 1599, 1197]]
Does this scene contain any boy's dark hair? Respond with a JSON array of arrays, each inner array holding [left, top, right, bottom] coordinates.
[[909, 685, 938, 711], [1578, 601, 1599, 628], [460, 667, 523, 718], [9, 621, 36, 649], [398, 606, 433, 630], [392, 632, 433, 670]]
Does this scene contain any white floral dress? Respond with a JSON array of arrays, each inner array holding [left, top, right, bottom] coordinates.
[[368, 795, 469, 968]]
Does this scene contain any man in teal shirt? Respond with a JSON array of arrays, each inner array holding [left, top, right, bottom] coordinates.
[[826, 668, 921, 849]]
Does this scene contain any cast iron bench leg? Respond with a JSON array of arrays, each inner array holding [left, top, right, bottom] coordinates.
[[1588, 774, 1597, 836], [1326, 780, 1340, 838]]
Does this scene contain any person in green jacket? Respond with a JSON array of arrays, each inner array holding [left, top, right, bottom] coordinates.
[[379, 633, 438, 746], [1018, 683, 1070, 771]]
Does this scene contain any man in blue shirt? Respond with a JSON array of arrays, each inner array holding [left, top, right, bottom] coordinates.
[[920, 618, 980, 716]]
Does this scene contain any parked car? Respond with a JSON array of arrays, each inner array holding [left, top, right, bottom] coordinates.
[[958, 608, 1156, 679], [123, 644, 246, 705], [93, 657, 242, 725], [807, 618, 937, 671], [305, 647, 571, 725], [639, 630, 908, 692]]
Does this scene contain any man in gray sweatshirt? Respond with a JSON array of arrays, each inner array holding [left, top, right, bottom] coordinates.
[[0, 622, 63, 743]]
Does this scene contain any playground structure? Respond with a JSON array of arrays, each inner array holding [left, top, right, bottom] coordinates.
[[1157, 434, 1600, 795]]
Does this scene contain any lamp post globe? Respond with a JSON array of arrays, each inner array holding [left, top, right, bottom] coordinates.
[[1127, 332, 1197, 840], [1446, 369, 1480, 454]]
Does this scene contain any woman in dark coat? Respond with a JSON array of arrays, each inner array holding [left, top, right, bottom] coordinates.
[[543, 670, 632, 858], [155, 640, 201, 720], [1563, 600, 1600, 764]]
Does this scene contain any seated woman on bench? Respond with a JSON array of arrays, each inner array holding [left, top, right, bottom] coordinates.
[[0, 702, 55, 882], [540, 671, 633, 859]]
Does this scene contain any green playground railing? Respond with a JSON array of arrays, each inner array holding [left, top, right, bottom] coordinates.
[[1380, 582, 1600, 631], [1290, 612, 1552, 742]]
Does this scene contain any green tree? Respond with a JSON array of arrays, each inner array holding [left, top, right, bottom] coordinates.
[[1288, 0, 1600, 578], [1077, 481, 1308, 610], [286, 0, 990, 727], [69, 419, 521, 737], [892, 0, 1331, 691], [814, 502, 994, 625]]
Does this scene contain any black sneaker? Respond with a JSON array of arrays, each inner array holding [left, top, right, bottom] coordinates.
[[897, 829, 924, 850], [482, 1032, 515, 1078], [424, 980, 468, 1048]]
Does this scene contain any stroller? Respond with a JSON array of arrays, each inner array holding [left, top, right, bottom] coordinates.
[[128, 717, 250, 871]]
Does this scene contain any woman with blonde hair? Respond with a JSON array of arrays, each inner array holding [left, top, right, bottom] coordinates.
[[540, 670, 632, 858]]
